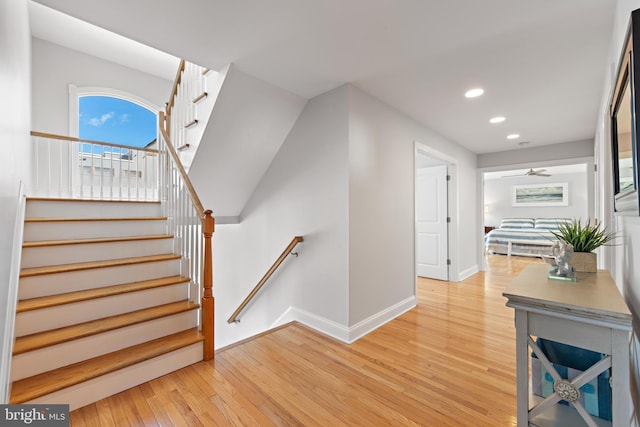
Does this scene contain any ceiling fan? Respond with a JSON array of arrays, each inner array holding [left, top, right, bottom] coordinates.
[[502, 168, 551, 178]]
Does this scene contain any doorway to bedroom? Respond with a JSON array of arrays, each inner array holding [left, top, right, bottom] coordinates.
[[480, 161, 593, 266]]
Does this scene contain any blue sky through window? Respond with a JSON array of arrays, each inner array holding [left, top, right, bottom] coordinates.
[[79, 96, 157, 148]]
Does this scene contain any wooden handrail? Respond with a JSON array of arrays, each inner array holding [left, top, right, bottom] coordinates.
[[30, 131, 159, 153], [166, 59, 186, 116], [227, 236, 303, 324], [163, 59, 214, 360], [158, 112, 205, 215], [165, 59, 186, 137], [159, 113, 214, 359]]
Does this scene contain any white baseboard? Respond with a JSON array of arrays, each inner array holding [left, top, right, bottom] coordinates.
[[278, 295, 417, 344], [222, 295, 418, 349], [458, 264, 479, 281], [347, 296, 416, 343], [288, 307, 350, 343], [271, 306, 295, 327]]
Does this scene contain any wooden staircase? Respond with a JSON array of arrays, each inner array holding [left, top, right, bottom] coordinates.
[[10, 198, 205, 410]]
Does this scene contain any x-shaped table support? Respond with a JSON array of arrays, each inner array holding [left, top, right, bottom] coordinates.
[[527, 336, 612, 427]]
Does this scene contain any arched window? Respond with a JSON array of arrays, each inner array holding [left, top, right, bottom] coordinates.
[[69, 85, 160, 148], [79, 96, 156, 147]]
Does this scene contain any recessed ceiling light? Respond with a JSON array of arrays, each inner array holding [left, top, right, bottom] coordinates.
[[489, 116, 505, 124], [465, 88, 484, 98], [507, 134, 520, 140]]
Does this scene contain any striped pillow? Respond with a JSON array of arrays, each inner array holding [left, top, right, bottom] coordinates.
[[499, 218, 535, 230], [534, 218, 572, 231]]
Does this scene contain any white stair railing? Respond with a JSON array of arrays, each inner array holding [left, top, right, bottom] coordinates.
[[166, 60, 208, 154], [162, 59, 215, 360], [31, 131, 159, 201], [158, 112, 214, 360]]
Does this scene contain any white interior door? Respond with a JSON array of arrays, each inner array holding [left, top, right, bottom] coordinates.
[[416, 164, 448, 280]]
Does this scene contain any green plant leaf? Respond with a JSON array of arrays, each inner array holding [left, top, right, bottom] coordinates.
[[550, 218, 617, 252]]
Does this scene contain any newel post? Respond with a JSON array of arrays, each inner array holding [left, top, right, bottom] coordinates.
[[202, 210, 215, 360]]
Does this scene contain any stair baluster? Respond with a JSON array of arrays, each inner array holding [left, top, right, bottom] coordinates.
[[159, 108, 214, 360]]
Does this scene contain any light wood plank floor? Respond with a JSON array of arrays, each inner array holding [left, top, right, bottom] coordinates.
[[71, 255, 543, 426]]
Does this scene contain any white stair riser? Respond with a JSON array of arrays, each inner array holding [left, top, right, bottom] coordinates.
[[24, 343, 202, 411], [15, 284, 190, 337], [23, 220, 167, 241], [21, 238, 174, 268], [19, 259, 181, 299], [26, 200, 163, 219], [11, 310, 199, 381], [12, 199, 202, 408]]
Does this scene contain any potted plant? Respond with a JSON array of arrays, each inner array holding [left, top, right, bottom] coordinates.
[[550, 219, 617, 272]]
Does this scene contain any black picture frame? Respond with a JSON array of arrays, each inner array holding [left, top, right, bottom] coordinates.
[[611, 9, 640, 214]]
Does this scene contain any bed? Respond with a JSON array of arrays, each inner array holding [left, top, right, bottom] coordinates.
[[483, 218, 572, 257]]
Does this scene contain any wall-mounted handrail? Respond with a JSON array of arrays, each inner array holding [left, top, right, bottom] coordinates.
[[228, 236, 304, 324]]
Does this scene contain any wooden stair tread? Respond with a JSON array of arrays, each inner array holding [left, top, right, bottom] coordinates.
[[17, 276, 191, 313], [13, 301, 200, 355], [25, 217, 167, 222], [20, 254, 181, 278], [23, 234, 173, 248], [10, 328, 204, 403]]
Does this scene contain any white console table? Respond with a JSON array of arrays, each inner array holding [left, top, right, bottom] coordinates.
[[503, 264, 632, 427]]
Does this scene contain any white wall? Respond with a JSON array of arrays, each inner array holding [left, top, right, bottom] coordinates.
[[595, 1, 640, 423], [0, 0, 32, 401], [213, 83, 479, 347], [484, 169, 589, 227], [348, 86, 478, 324], [0, 1, 32, 203], [477, 139, 594, 168], [31, 37, 172, 135], [189, 65, 306, 220], [212, 86, 350, 348]]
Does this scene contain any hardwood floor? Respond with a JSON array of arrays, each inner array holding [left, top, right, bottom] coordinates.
[[70, 255, 542, 426]]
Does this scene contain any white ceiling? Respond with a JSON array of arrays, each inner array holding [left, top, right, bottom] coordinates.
[[29, 2, 180, 81], [31, 0, 616, 154]]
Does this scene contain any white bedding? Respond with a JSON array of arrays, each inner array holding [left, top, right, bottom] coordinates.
[[483, 218, 571, 257]]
